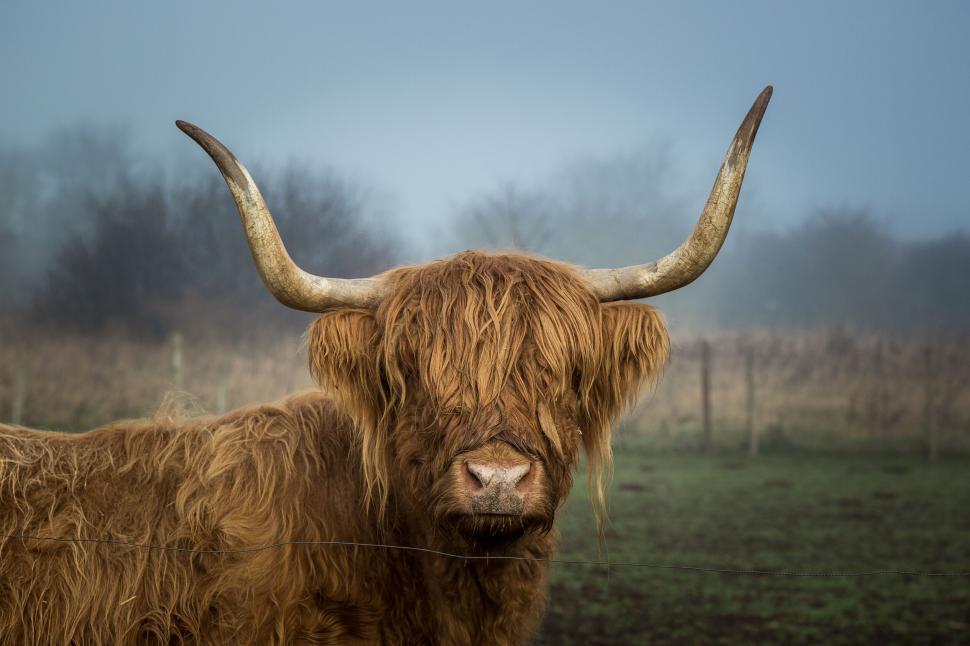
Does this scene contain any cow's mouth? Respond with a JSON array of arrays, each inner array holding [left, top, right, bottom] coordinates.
[[450, 512, 537, 547]]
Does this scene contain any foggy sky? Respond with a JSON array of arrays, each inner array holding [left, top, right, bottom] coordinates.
[[2, 1, 968, 246]]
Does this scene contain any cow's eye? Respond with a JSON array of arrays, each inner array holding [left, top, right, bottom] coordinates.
[[571, 368, 583, 394]]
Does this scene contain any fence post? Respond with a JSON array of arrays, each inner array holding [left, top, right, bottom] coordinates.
[[701, 339, 712, 456], [745, 344, 758, 457], [171, 332, 184, 392], [923, 343, 938, 460], [11, 350, 26, 426], [216, 378, 228, 415]]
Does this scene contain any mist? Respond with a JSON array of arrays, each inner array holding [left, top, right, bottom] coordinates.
[[3, 4, 970, 642], [2, 121, 969, 335]]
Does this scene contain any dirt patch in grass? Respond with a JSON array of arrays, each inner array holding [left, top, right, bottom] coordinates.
[[871, 490, 898, 500], [619, 482, 647, 492], [538, 450, 970, 645], [763, 479, 792, 488], [881, 464, 911, 475]]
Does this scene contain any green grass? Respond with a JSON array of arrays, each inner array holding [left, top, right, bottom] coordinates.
[[537, 442, 970, 644]]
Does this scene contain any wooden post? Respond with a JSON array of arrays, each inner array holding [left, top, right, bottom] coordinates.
[[923, 343, 938, 459], [172, 332, 184, 392], [216, 379, 228, 415], [701, 339, 712, 456], [868, 339, 885, 431], [11, 350, 26, 426], [745, 344, 758, 457]]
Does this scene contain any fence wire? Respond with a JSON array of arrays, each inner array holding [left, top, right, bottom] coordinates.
[[4, 533, 969, 578]]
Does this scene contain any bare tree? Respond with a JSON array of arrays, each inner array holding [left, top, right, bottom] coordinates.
[[0, 220, 17, 306], [548, 148, 689, 268], [449, 148, 689, 266], [32, 180, 185, 336], [0, 144, 37, 309], [171, 163, 399, 329], [895, 232, 970, 330], [0, 123, 141, 310], [453, 183, 555, 252], [30, 148, 400, 337], [710, 208, 899, 328]]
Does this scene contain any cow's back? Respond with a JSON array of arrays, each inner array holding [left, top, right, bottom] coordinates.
[[0, 392, 377, 645]]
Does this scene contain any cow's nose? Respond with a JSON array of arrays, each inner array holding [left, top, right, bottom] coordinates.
[[463, 461, 534, 514], [465, 462, 531, 490]]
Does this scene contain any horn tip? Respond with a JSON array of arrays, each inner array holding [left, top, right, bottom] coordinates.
[[736, 85, 773, 147], [174, 120, 250, 190], [175, 119, 206, 141], [753, 85, 773, 115]]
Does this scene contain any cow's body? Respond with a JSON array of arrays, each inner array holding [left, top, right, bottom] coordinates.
[[0, 391, 550, 644], [0, 87, 770, 644]]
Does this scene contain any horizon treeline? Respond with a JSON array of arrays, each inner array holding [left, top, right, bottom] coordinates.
[[1, 125, 968, 338], [449, 153, 970, 333], [0, 125, 399, 339]]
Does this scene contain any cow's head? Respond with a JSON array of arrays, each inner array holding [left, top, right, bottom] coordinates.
[[305, 251, 668, 547], [177, 87, 771, 549]]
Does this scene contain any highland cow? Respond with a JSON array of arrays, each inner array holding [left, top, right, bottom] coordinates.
[[0, 87, 771, 644]]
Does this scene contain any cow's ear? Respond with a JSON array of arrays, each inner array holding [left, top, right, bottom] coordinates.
[[577, 301, 669, 532], [583, 302, 669, 431], [308, 309, 383, 428]]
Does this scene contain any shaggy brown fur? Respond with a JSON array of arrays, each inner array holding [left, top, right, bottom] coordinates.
[[0, 251, 668, 644]]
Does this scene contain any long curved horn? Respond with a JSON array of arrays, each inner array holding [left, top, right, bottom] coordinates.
[[579, 86, 772, 302], [176, 121, 386, 312]]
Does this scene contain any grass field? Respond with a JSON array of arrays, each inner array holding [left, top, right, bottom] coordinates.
[[538, 443, 970, 644], [4, 328, 969, 451], [3, 328, 969, 642]]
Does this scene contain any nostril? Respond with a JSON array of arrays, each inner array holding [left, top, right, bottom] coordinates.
[[463, 461, 485, 491], [515, 463, 535, 495], [466, 461, 501, 489]]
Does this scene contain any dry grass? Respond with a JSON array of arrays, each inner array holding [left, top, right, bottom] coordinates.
[[0, 328, 313, 431], [2, 326, 969, 451], [635, 328, 970, 452]]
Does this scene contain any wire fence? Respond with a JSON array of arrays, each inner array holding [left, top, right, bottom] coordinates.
[[4, 534, 969, 578], [5, 328, 970, 455]]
